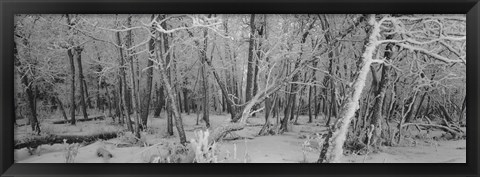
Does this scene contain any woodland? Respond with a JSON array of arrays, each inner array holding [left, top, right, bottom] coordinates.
[[14, 14, 466, 163]]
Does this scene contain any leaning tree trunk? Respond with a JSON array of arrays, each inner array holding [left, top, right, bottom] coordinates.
[[208, 69, 300, 143], [318, 14, 380, 163], [74, 46, 89, 120], [157, 53, 187, 145], [156, 16, 184, 141], [197, 27, 238, 121], [209, 55, 308, 143]]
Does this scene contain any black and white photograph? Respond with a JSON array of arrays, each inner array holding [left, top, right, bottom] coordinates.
[[13, 14, 466, 163]]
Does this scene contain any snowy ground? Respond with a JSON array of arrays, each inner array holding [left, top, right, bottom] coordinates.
[[14, 112, 466, 163]]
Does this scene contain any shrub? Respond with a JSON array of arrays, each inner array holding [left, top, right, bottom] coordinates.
[[149, 142, 194, 163], [190, 129, 218, 163], [63, 139, 80, 163]]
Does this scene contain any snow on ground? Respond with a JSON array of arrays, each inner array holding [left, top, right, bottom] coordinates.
[[344, 139, 466, 163], [15, 112, 466, 163]]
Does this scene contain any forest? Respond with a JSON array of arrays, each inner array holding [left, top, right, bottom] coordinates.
[[14, 14, 466, 163]]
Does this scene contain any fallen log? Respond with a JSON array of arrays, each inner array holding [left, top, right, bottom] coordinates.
[[15, 123, 27, 127], [401, 123, 464, 138], [207, 75, 287, 144], [52, 115, 105, 124], [208, 122, 246, 143], [14, 132, 118, 149], [206, 60, 308, 144]]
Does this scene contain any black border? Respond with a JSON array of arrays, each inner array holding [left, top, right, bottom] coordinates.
[[1, 0, 479, 177]]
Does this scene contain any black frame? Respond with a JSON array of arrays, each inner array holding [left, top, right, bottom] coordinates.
[[1, 0, 479, 176]]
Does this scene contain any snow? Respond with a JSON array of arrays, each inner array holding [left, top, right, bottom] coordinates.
[[15, 113, 466, 163]]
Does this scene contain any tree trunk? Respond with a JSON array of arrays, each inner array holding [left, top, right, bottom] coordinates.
[[258, 95, 272, 135], [105, 85, 113, 118], [295, 96, 303, 124], [413, 91, 429, 122], [209, 72, 292, 143], [318, 14, 338, 128], [279, 17, 314, 132], [280, 85, 295, 132], [398, 90, 419, 144], [196, 100, 201, 125], [67, 48, 77, 125], [289, 89, 298, 121], [115, 82, 124, 125], [64, 14, 77, 126], [164, 38, 174, 136], [140, 14, 156, 129], [177, 90, 183, 114], [183, 89, 189, 115], [95, 47, 103, 111], [15, 39, 41, 133], [460, 95, 466, 124], [201, 60, 210, 127], [200, 40, 238, 120], [405, 92, 423, 123], [315, 96, 321, 120], [252, 52, 260, 117], [222, 93, 227, 113], [126, 16, 141, 138], [367, 34, 394, 148], [157, 52, 187, 145], [156, 16, 183, 140], [190, 20, 213, 127], [74, 47, 89, 120], [153, 83, 163, 118], [439, 103, 454, 124], [308, 86, 313, 123], [57, 97, 68, 121], [97, 81, 103, 111], [318, 15, 378, 163], [83, 80, 93, 109], [115, 31, 134, 132], [245, 14, 256, 103]]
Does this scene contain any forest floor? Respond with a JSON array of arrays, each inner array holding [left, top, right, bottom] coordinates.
[[14, 112, 466, 163]]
